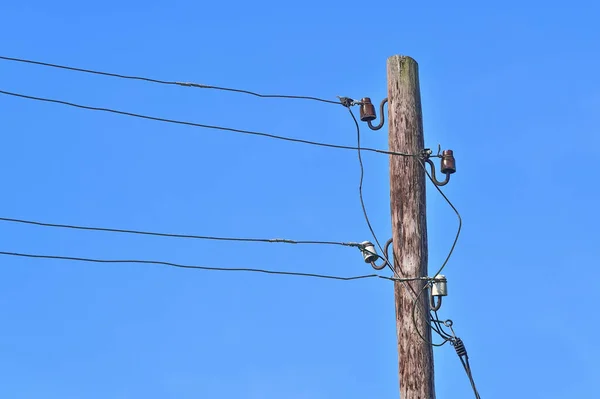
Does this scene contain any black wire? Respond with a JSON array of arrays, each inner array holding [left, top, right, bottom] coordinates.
[[347, 107, 395, 275], [411, 282, 449, 347], [0, 55, 341, 105], [459, 353, 482, 399], [0, 89, 418, 158], [432, 310, 454, 340], [429, 312, 453, 341], [420, 159, 462, 278], [465, 358, 482, 399], [0, 250, 381, 281], [347, 108, 426, 301], [0, 216, 361, 248], [399, 160, 462, 347], [429, 313, 447, 337]]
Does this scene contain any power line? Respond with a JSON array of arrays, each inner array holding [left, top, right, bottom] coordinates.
[[0, 89, 418, 158], [407, 164, 462, 346], [346, 108, 429, 294], [423, 309, 483, 399], [0, 216, 362, 248], [348, 107, 395, 275], [4, 55, 479, 397], [420, 159, 462, 278], [348, 109, 463, 346], [0, 250, 381, 281], [0, 55, 341, 105], [411, 282, 450, 347], [453, 337, 482, 399], [431, 310, 455, 341]]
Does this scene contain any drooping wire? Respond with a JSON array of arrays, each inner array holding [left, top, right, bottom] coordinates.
[[347, 107, 395, 274], [432, 309, 455, 340], [429, 311, 453, 341], [0, 89, 418, 158], [346, 109, 441, 313], [420, 158, 462, 279], [411, 282, 450, 347], [408, 161, 462, 346], [429, 311, 483, 399], [4, 56, 480, 393], [0, 55, 341, 105], [0, 250, 381, 281], [345, 112, 461, 344], [0, 216, 362, 248]]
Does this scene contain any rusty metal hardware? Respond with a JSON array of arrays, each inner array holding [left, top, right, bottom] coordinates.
[[424, 149, 456, 186], [359, 97, 388, 130]]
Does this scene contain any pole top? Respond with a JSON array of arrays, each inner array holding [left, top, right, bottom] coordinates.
[[387, 54, 418, 65]]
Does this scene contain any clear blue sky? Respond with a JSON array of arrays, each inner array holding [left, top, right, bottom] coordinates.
[[0, 1, 598, 398]]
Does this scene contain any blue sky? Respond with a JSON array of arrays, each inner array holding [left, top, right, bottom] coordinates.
[[0, 1, 598, 398]]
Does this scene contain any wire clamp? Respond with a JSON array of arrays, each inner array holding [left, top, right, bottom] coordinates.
[[337, 96, 360, 108]]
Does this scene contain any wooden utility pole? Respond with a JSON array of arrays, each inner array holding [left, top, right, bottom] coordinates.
[[387, 55, 435, 398]]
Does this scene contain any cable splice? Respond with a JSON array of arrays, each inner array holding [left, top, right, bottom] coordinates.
[[0, 55, 341, 105], [0, 216, 362, 248]]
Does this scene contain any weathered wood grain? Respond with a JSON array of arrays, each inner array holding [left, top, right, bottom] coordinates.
[[388, 55, 435, 399]]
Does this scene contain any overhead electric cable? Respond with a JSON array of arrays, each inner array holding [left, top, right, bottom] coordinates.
[[0, 89, 419, 158], [0, 250, 380, 281], [0, 55, 341, 105], [0, 216, 362, 248], [347, 107, 395, 274]]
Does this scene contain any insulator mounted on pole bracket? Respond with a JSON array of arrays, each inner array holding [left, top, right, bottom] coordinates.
[[359, 98, 377, 121], [359, 97, 388, 130], [360, 241, 389, 270], [360, 241, 378, 263], [423, 149, 456, 187], [430, 275, 447, 311]]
